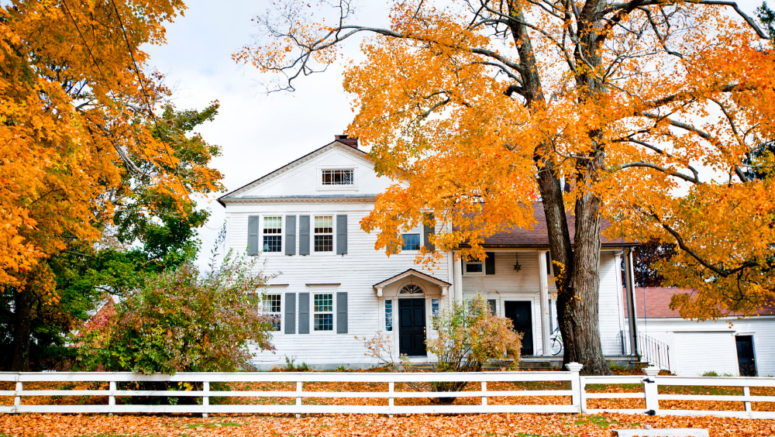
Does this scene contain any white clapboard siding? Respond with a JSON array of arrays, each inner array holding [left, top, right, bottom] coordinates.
[[671, 333, 739, 377], [598, 252, 626, 356], [229, 206, 450, 367], [635, 317, 775, 377]]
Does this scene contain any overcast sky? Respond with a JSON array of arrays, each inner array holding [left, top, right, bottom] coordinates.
[[143, 0, 769, 267]]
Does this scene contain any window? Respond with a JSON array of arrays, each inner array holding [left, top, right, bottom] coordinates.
[[431, 298, 440, 329], [385, 299, 393, 332], [263, 216, 282, 252], [401, 224, 422, 251], [263, 295, 281, 331], [322, 169, 354, 185], [465, 260, 484, 275], [314, 216, 333, 252], [314, 293, 334, 331], [400, 284, 423, 295]]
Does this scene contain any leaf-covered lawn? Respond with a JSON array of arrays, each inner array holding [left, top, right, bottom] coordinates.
[[2, 412, 775, 436]]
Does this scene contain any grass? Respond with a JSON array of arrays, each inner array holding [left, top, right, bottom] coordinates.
[[183, 421, 245, 429], [573, 414, 640, 429]]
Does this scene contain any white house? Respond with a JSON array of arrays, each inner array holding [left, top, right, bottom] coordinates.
[[217, 135, 655, 370], [625, 287, 775, 377]]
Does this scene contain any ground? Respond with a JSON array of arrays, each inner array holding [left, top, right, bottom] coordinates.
[[1, 412, 775, 436]]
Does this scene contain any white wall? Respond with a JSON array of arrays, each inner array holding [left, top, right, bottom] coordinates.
[[223, 145, 449, 368], [636, 317, 775, 377], [239, 145, 399, 198], [599, 252, 627, 356]]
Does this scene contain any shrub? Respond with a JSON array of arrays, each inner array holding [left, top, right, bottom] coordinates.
[[426, 295, 522, 402], [77, 251, 276, 403], [428, 295, 522, 373], [358, 295, 522, 404]]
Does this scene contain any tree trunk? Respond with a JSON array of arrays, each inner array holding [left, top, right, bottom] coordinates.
[[11, 286, 33, 371], [507, 0, 611, 375]]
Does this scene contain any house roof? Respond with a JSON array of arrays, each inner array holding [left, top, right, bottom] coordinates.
[[217, 137, 368, 207], [624, 287, 775, 319], [373, 268, 452, 289], [461, 202, 637, 249]]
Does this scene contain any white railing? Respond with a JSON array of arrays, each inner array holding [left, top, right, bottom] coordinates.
[[620, 330, 671, 372], [3, 366, 775, 418]]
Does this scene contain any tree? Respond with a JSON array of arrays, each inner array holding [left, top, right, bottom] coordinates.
[[238, 0, 775, 373], [621, 240, 677, 288], [77, 249, 276, 374], [758, 2, 775, 39], [1, 0, 224, 370]]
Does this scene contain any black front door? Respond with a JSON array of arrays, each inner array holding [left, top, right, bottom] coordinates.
[[399, 299, 427, 356], [505, 301, 534, 356], [736, 335, 757, 376]]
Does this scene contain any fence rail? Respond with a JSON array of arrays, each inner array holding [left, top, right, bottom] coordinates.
[[2, 366, 774, 418]]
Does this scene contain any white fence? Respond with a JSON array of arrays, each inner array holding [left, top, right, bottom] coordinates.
[[2, 365, 774, 418]]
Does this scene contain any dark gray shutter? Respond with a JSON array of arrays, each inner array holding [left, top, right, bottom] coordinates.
[[285, 215, 296, 256], [488, 299, 497, 315], [485, 252, 496, 275], [248, 216, 259, 256], [336, 292, 348, 334], [298, 293, 310, 334], [336, 214, 348, 255], [299, 215, 310, 255], [284, 293, 296, 334], [546, 251, 552, 274], [423, 213, 435, 251]]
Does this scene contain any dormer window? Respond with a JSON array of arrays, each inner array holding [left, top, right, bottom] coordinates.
[[322, 169, 354, 186]]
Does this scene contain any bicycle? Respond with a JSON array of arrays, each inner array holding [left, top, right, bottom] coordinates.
[[549, 327, 563, 356]]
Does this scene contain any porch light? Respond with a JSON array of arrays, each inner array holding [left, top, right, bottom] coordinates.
[[513, 253, 522, 272]]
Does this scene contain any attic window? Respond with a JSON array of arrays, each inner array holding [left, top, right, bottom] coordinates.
[[322, 169, 354, 185]]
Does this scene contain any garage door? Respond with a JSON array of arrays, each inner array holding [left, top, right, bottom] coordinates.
[[672, 332, 739, 377]]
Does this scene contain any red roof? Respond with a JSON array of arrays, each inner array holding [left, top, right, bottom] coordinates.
[[462, 202, 636, 248], [624, 287, 775, 318]]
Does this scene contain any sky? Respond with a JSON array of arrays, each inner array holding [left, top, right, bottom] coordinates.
[[143, 0, 770, 268]]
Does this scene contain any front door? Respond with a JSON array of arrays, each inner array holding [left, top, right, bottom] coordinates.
[[399, 299, 427, 356], [736, 335, 757, 376], [505, 301, 534, 356]]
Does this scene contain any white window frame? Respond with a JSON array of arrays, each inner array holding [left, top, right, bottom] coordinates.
[[313, 215, 335, 253], [312, 292, 335, 332], [262, 294, 282, 332], [464, 260, 485, 276], [261, 215, 283, 254], [316, 166, 359, 191]]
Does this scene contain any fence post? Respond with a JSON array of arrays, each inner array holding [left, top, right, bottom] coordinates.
[[744, 386, 752, 417], [566, 362, 583, 414], [109, 381, 116, 416], [482, 381, 488, 406], [643, 365, 660, 415], [295, 381, 302, 419], [13, 381, 22, 414], [202, 381, 210, 418], [388, 381, 394, 418]]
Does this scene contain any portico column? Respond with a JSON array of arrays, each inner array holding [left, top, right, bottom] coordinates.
[[453, 251, 464, 303], [538, 251, 551, 356], [624, 247, 639, 356]]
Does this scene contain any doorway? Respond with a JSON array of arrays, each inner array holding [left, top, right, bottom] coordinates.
[[736, 335, 757, 376], [505, 301, 534, 356], [399, 299, 427, 356]]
